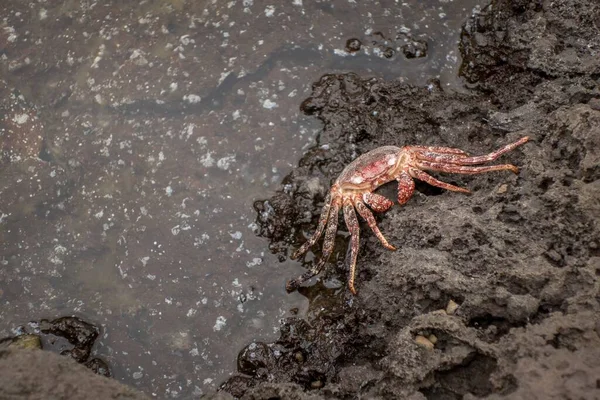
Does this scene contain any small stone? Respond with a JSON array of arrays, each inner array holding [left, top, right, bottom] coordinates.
[[587, 98, 600, 111], [345, 38, 361, 53], [415, 335, 434, 350], [9, 334, 42, 350], [310, 380, 324, 389], [428, 334, 438, 345], [497, 184, 508, 194], [294, 351, 305, 363], [446, 299, 459, 315]]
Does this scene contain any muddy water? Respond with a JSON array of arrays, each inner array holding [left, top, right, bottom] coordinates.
[[0, 0, 486, 397]]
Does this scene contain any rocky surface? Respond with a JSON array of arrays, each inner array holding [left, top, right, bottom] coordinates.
[[229, 0, 600, 398], [0, 349, 149, 400], [1, 0, 599, 399]]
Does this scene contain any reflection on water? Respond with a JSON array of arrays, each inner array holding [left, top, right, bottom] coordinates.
[[0, 0, 486, 396]]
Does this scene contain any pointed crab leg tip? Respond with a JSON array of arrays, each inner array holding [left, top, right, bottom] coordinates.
[[386, 244, 397, 251], [349, 286, 357, 295]]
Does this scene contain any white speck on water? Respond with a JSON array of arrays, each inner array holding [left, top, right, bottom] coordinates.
[[217, 155, 236, 170], [133, 372, 143, 380], [158, 151, 165, 161], [5, 27, 17, 42], [140, 206, 148, 216], [183, 94, 201, 104], [141, 256, 150, 266], [230, 231, 242, 240], [165, 186, 173, 196], [246, 257, 262, 268], [218, 71, 231, 85], [146, 274, 156, 280], [203, 378, 214, 385], [169, 82, 178, 92], [13, 113, 29, 125], [232, 110, 241, 120], [262, 99, 278, 109], [288, 89, 297, 97], [165, 297, 173, 305], [39, 9, 48, 20], [293, 0, 303, 5], [187, 308, 197, 317], [264, 6, 275, 17], [334, 49, 351, 57], [94, 210, 104, 219], [200, 152, 215, 167], [171, 225, 180, 235], [213, 316, 227, 331], [190, 347, 199, 356], [54, 245, 67, 255]]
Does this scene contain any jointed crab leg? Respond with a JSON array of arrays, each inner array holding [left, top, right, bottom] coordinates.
[[417, 161, 519, 175], [408, 145, 469, 156], [415, 136, 529, 165], [354, 200, 395, 251], [397, 171, 416, 205], [291, 192, 333, 259], [286, 196, 341, 291], [409, 168, 471, 194], [343, 199, 360, 295]]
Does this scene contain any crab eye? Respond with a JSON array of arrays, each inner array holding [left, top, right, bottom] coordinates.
[[387, 157, 397, 166]]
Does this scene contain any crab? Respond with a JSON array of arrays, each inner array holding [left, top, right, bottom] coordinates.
[[287, 136, 529, 294]]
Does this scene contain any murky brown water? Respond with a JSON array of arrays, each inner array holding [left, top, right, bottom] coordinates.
[[0, 0, 487, 397]]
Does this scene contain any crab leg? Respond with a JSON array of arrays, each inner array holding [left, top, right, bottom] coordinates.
[[343, 199, 360, 295], [397, 170, 416, 205], [286, 197, 341, 291], [417, 161, 519, 175], [408, 145, 469, 156], [354, 200, 395, 250], [291, 192, 334, 259], [415, 137, 529, 165], [409, 168, 471, 193], [362, 192, 394, 213]]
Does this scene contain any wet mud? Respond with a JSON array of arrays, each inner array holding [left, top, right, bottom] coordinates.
[[227, 0, 600, 398]]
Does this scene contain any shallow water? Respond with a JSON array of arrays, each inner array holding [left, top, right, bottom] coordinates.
[[0, 0, 487, 396]]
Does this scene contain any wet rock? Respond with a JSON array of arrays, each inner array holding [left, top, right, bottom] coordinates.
[[345, 38, 362, 53], [219, 375, 253, 399], [237, 342, 275, 377], [85, 358, 111, 378], [244, 0, 600, 398], [402, 39, 428, 59], [2, 316, 110, 377], [40, 316, 99, 363]]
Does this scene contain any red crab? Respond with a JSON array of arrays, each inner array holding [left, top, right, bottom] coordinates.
[[287, 136, 529, 294]]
